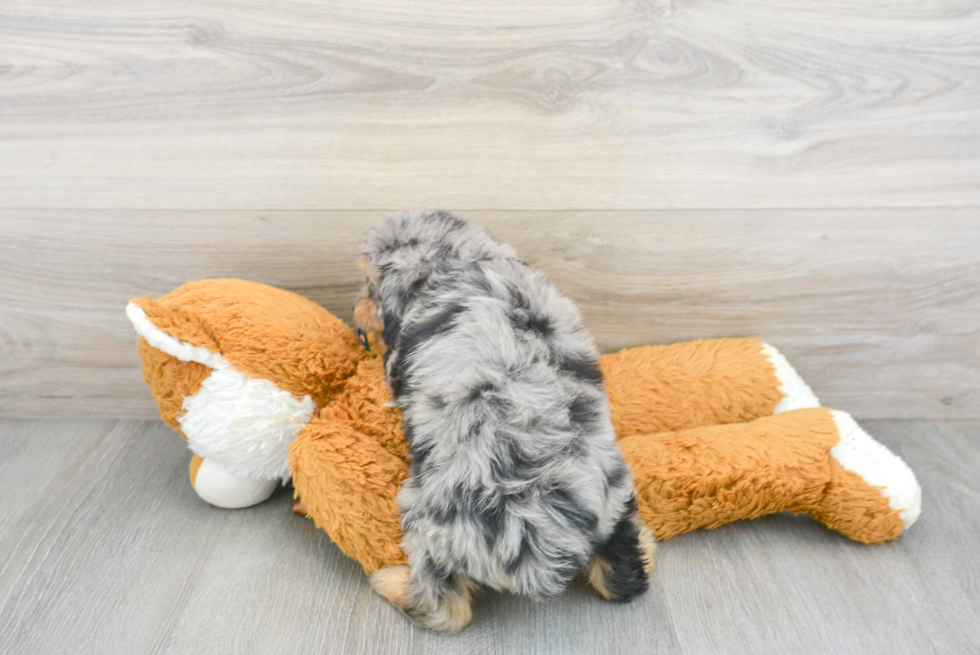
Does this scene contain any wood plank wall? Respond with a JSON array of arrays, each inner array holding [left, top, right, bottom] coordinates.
[[2, 211, 977, 419], [1, 0, 978, 418]]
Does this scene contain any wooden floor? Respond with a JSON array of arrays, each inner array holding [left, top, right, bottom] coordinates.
[[0, 418, 977, 655]]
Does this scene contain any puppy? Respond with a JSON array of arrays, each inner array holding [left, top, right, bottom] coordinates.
[[354, 211, 655, 633]]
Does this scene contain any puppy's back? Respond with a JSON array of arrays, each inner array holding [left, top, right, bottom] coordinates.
[[363, 213, 636, 598]]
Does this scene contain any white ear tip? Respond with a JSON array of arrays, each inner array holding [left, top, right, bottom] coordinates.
[[192, 457, 278, 509]]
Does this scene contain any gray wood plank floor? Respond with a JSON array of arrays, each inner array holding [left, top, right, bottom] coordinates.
[[0, 419, 976, 655]]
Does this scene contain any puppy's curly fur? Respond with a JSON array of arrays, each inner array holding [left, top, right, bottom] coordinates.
[[356, 211, 654, 632]]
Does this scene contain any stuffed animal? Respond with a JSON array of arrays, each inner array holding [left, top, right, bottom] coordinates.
[[127, 279, 921, 576]]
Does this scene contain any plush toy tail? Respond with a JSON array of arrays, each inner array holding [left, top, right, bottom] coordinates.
[[601, 338, 818, 437], [622, 407, 921, 544]]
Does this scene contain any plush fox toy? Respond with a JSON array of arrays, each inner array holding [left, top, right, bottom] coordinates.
[[127, 279, 921, 576]]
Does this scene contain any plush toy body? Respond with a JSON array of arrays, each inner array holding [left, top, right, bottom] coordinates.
[[128, 279, 921, 576]]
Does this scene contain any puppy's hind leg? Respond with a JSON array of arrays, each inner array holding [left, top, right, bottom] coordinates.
[[369, 560, 475, 634], [586, 506, 656, 602]]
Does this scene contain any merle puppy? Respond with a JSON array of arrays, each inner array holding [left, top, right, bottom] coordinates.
[[353, 211, 655, 633]]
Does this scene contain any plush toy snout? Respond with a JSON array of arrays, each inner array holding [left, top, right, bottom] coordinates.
[[189, 454, 279, 509]]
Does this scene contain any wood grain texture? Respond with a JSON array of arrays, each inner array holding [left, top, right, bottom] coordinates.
[[1, 0, 978, 210], [0, 418, 976, 654], [2, 210, 978, 419]]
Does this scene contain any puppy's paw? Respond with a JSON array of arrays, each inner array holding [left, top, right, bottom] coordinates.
[[369, 564, 412, 608], [637, 520, 657, 575], [410, 578, 474, 634], [586, 514, 655, 602], [585, 556, 616, 601]]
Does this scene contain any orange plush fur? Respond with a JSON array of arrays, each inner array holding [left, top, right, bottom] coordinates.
[[131, 279, 918, 576]]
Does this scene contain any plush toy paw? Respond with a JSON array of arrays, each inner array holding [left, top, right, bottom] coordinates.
[[189, 454, 279, 509], [624, 407, 921, 545], [810, 410, 922, 543]]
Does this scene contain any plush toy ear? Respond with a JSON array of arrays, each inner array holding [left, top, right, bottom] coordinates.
[[127, 296, 224, 367], [135, 336, 212, 436], [127, 296, 217, 435], [130, 279, 368, 408]]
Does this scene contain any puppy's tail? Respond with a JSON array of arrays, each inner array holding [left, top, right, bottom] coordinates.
[[585, 500, 656, 602]]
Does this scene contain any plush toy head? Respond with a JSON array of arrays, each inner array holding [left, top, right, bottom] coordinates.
[[127, 278, 368, 507]]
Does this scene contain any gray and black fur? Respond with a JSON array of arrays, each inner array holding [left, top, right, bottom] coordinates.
[[356, 211, 653, 632]]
